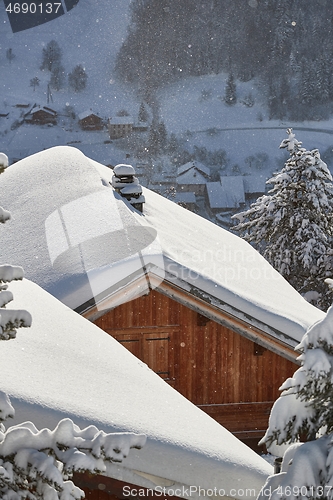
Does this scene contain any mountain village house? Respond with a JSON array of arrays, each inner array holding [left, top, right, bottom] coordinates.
[[78, 110, 104, 130], [0, 147, 324, 453], [24, 105, 57, 125], [108, 116, 134, 139], [176, 161, 211, 196], [205, 176, 246, 214]]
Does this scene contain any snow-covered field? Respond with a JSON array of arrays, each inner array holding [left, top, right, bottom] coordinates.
[[1, 0, 333, 175], [158, 73, 333, 174]]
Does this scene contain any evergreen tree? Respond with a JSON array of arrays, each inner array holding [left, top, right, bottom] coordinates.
[[148, 119, 167, 155], [259, 305, 333, 500], [0, 160, 146, 500], [114, 0, 333, 120], [6, 48, 15, 64], [30, 76, 40, 91], [224, 72, 237, 105], [138, 101, 149, 122], [68, 64, 88, 92], [233, 129, 333, 310], [40, 40, 62, 72], [50, 64, 65, 91]]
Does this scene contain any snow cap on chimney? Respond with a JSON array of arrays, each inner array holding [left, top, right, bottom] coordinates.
[[111, 163, 145, 213]]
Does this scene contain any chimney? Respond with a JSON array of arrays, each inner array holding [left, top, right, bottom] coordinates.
[[111, 164, 145, 213]]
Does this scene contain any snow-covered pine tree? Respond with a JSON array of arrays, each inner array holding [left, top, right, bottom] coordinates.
[[232, 129, 333, 310], [224, 72, 237, 105], [40, 40, 62, 72], [50, 63, 65, 91], [258, 305, 333, 500], [68, 64, 88, 93], [138, 101, 149, 123], [0, 158, 146, 500]]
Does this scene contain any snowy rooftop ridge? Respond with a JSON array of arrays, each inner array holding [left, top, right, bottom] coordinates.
[[0, 146, 324, 347], [177, 161, 211, 177], [177, 161, 211, 185], [78, 110, 101, 120]]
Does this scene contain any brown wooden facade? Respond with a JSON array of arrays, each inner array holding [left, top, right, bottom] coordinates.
[[93, 287, 297, 449], [25, 106, 57, 125], [79, 113, 104, 130]]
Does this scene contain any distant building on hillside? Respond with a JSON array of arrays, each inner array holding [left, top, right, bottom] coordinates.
[[206, 175, 246, 213], [15, 102, 31, 109], [24, 105, 57, 125], [243, 174, 267, 202], [78, 110, 104, 130], [177, 161, 211, 195], [132, 121, 148, 132], [108, 116, 134, 139]]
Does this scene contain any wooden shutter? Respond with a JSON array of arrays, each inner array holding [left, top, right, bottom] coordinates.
[[143, 333, 171, 380], [113, 330, 176, 386]]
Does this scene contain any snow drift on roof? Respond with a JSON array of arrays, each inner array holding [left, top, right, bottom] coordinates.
[[0, 146, 324, 345], [2, 278, 272, 497], [177, 161, 211, 185], [78, 110, 101, 120]]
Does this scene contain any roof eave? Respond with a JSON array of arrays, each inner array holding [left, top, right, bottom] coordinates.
[[81, 265, 299, 363]]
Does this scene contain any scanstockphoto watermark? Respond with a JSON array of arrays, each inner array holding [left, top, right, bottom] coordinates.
[[167, 245, 282, 284], [122, 485, 259, 498], [168, 261, 281, 285]]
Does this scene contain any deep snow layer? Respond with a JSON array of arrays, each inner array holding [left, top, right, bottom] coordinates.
[[0, 146, 324, 345], [2, 278, 272, 498]]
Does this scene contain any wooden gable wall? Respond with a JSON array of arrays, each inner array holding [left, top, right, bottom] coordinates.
[[94, 289, 296, 445]]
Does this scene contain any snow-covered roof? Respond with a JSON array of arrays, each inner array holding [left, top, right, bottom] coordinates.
[[29, 106, 57, 116], [3, 278, 272, 498], [78, 110, 102, 121], [177, 161, 210, 177], [177, 162, 210, 185], [0, 146, 324, 349], [243, 175, 267, 195], [206, 177, 245, 209]]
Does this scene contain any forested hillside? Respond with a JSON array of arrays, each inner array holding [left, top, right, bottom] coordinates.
[[116, 0, 333, 121]]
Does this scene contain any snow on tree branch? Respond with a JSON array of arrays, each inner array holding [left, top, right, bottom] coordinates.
[[0, 264, 32, 340], [0, 265, 24, 283], [233, 129, 333, 311], [0, 412, 146, 500], [258, 306, 333, 500]]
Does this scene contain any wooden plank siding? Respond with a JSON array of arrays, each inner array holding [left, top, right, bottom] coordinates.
[[74, 473, 177, 500], [94, 289, 297, 440]]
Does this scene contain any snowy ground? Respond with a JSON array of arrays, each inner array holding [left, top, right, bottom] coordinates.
[[158, 73, 333, 174], [3, 12, 333, 246], [2, 1, 333, 191]]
